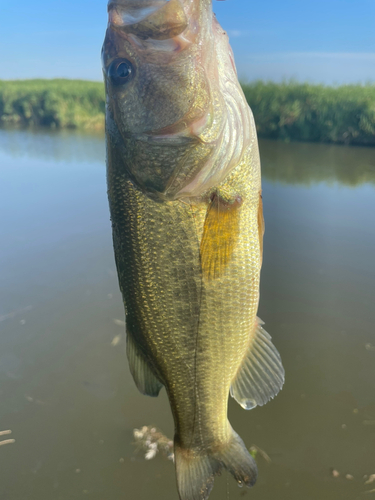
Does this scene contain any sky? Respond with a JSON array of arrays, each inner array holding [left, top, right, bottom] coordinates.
[[1, 0, 374, 84]]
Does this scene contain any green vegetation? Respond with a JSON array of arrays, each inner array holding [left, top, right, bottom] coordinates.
[[1, 79, 375, 145], [0, 79, 104, 131], [242, 81, 375, 146]]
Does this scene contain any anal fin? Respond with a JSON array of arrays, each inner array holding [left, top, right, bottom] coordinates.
[[126, 333, 163, 397], [230, 318, 284, 410]]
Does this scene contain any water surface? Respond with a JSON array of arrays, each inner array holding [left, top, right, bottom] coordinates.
[[0, 130, 374, 500]]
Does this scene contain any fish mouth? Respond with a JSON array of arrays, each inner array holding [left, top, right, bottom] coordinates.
[[122, 108, 210, 145], [107, 0, 188, 41], [107, 0, 167, 24]]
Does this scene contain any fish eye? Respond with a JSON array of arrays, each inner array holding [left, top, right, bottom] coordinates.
[[108, 59, 134, 86]]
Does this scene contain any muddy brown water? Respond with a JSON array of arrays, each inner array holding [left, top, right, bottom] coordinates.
[[0, 129, 374, 500]]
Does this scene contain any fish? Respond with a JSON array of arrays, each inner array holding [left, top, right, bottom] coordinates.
[[101, 1, 285, 499]]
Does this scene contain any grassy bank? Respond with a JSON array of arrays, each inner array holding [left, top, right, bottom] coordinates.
[[1, 79, 375, 145], [242, 81, 375, 146], [0, 80, 105, 131]]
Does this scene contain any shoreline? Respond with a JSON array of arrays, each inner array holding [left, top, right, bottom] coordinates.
[[1, 79, 374, 146]]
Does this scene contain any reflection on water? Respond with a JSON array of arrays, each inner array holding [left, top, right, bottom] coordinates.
[[261, 138, 375, 186], [0, 128, 105, 163], [2, 129, 374, 186], [0, 129, 374, 500]]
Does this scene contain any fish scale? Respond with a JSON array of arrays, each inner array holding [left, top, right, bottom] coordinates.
[[103, 1, 284, 498], [108, 133, 261, 443]]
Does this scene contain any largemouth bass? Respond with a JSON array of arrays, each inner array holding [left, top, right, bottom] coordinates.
[[102, 1, 285, 499]]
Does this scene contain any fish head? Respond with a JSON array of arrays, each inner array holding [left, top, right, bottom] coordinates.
[[102, 0, 253, 200], [102, 0, 209, 139]]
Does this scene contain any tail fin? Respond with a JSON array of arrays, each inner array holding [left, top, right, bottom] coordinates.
[[174, 428, 257, 500], [215, 429, 258, 488], [174, 447, 218, 500]]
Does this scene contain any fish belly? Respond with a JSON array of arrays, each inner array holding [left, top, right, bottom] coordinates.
[[108, 137, 261, 439]]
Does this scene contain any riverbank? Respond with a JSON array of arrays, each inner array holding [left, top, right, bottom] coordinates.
[[242, 81, 375, 146], [1, 79, 374, 145], [0, 80, 105, 131]]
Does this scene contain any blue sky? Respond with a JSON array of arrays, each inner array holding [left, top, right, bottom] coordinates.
[[1, 0, 374, 84]]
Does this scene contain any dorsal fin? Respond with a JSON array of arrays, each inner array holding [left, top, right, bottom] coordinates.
[[200, 192, 242, 281], [230, 318, 284, 410]]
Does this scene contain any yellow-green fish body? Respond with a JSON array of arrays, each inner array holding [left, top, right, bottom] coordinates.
[[102, 1, 284, 499]]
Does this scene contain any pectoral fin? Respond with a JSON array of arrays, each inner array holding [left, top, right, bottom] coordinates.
[[126, 333, 163, 397], [200, 193, 242, 281], [230, 318, 284, 410]]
